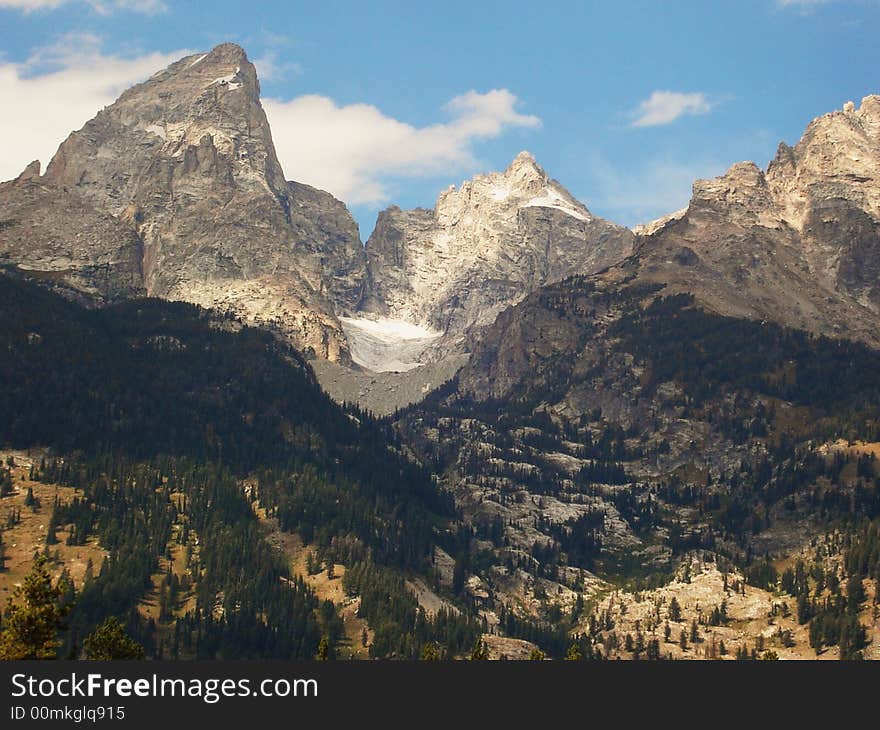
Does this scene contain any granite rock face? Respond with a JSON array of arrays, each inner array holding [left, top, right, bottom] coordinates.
[[359, 152, 636, 357], [0, 164, 145, 304], [399, 98, 880, 619], [4, 49, 878, 383], [3, 43, 362, 362], [622, 96, 880, 349], [287, 180, 366, 316], [766, 96, 880, 310]]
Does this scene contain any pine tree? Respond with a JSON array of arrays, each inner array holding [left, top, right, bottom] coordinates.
[[453, 556, 466, 596], [0, 555, 70, 659], [667, 596, 682, 622], [23, 486, 40, 511], [315, 635, 331, 661], [470, 637, 489, 660], [635, 632, 645, 656], [83, 617, 145, 660], [0, 468, 13, 498], [305, 551, 320, 576]]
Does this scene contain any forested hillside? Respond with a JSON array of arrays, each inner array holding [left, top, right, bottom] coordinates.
[[396, 278, 880, 658], [0, 272, 478, 659]]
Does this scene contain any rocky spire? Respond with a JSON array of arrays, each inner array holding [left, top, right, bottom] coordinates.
[[629, 94, 880, 349], [13, 160, 41, 183], [6, 43, 365, 362], [360, 152, 634, 357]]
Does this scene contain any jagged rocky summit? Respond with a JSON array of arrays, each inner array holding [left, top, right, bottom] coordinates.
[[0, 43, 363, 362], [356, 151, 635, 359], [317, 151, 636, 413], [2, 42, 879, 403], [620, 95, 880, 348]]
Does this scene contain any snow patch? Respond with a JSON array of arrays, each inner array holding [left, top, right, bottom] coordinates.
[[210, 67, 241, 86], [189, 54, 207, 68], [521, 186, 591, 222], [339, 317, 442, 372], [340, 317, 441, 340]]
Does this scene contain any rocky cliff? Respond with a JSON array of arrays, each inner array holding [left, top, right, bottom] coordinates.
[[623, 95, 880, 349], [4, 48, 878, 390], [2, 43, 363, 362], [392, 95, 880, 625], [0, 162, 145, 304], [358, 151, 635, 356]]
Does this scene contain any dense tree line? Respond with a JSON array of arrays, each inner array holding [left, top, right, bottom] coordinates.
[[0, 273, 470, 659], [342, 560, 483, 659], [613, 293, 880, 442], [35, 457, 325, 659]]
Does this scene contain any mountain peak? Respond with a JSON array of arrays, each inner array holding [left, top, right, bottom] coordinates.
[[34, 43, 359, 363], [151, 42, 259, 99], [508, 149, 539, 167], [46, 41, 273, 203], [503, 150, 547, 184], [206, 42, 248, 61], [14, 160, 41, 183]]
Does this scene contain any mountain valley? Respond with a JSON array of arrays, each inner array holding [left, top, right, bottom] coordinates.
[[2, 42, 880, 661]]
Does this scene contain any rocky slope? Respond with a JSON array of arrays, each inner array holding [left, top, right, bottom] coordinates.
[[386, 95, 880, 654], [314, 152, 635, 412], [0, 163, 145, 304], [623, 95, 880, 349], [397, 275, 880, 654], [3, 45, 878, 392], [357, 151, 635, 358], [1, 43, 363, 362]]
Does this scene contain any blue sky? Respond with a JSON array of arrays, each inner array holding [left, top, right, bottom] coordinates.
[[0, 0, 878, 237]]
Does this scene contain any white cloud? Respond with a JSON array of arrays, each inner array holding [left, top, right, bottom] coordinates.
[[630, 91, 714, 128], [0, 0, 65, 8], [0, 0, 166, 13], [0, 36, 540, 205], [0, 34, 186, 182], [263, 89, 540, 204]]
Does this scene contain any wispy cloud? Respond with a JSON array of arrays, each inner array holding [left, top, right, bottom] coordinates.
[[0, 34, 540, 206], [0, 0, 167, 14], [583, 151, 728, 227], [252, 51, 302, 83], [0, 0, 66, 9], [0, 34, 186, 181], [630, 91, 714, 128], [263, 89, 541, 205]]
